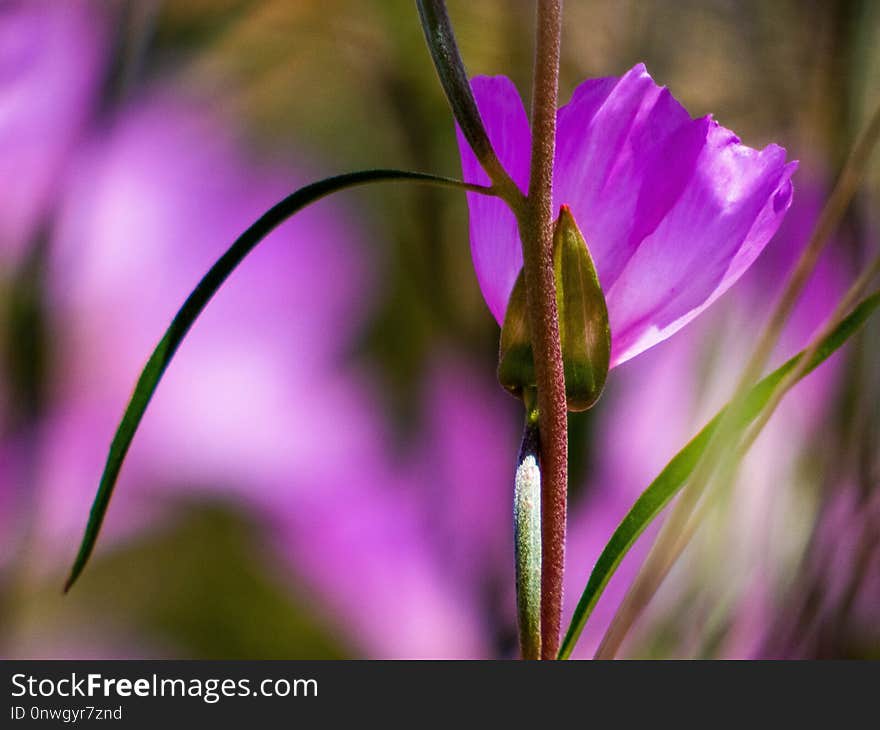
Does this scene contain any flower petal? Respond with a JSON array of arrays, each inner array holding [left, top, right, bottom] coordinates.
[[605, 126, 796, 365], [554, 64, 691, 292], [455, 76, 531, 324], [554, 63, 796, 366]]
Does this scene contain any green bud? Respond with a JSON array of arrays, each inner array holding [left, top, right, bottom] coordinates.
[[514, 416, 541, 659], [553, 205, 611, 410], [497, 205, 611, 412], [497, 267, 534, 401]]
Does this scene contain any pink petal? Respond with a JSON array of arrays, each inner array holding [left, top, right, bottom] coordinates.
[[553, 64, 691, 292], [554, 63, 796, 366], [457, 65, 797, 366], [604, 127, 796, 365], [455, 76, 531, 324]]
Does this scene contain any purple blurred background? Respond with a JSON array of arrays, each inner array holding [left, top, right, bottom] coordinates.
[[0, 0, 877, 658]]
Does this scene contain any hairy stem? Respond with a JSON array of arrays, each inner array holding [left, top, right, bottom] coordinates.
[[416, 0, 568, 658], [517, 0, 566, 659]]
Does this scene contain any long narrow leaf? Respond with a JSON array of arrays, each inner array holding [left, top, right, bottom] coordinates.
[[64, 169, 492, 592], [416, 1, 506, 181], [559, 290, 880, 659]]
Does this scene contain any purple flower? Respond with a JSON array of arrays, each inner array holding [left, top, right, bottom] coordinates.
[[0, 0, 107, 264], [456, 63, 797, 366]]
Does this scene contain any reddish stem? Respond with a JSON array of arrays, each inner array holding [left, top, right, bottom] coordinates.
[[519, 0, 566, 660]]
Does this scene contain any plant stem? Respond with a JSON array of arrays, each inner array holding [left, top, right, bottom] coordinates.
[[414, 0, 565, 659], [517, 0, 566, 660]]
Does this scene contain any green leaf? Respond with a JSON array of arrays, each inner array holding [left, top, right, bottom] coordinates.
[[558, 290, 880, 659], [416, 1, 502, 177], [64, 169, 493, 592]]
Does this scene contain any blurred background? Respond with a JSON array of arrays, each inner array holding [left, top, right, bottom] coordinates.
[[1, 0, 878, 659]]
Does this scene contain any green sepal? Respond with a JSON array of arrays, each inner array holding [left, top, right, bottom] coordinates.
[[554, 205, 611, 411], [497, 206, 611, 412], [497, 268, 534, 400]]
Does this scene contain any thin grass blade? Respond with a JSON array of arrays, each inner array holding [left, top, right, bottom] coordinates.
[[64, 169, 491, 592], [559, 290, 880, 658]]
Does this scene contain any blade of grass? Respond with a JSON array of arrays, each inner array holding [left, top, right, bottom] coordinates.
[[558, 289, 880, 659], [64, 169, 494, 592], [594, 253, 880, 659], [591, 97, 880, 658], [415, 0, 519, 197]]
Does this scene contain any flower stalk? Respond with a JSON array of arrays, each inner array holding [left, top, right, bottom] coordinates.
[[517, 0, 566, 660], [418, 0, 568, 659]]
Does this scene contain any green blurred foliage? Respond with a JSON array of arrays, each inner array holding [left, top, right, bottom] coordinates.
[[11, 502, 346, 658]]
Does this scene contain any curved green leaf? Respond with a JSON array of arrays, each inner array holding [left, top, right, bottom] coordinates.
[[64, 169, 493, 592], [559, 290, 880, 659], [416, 0, 510, 187]]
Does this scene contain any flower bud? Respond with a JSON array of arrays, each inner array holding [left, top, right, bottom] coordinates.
[[497, 205, 611, 411]]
